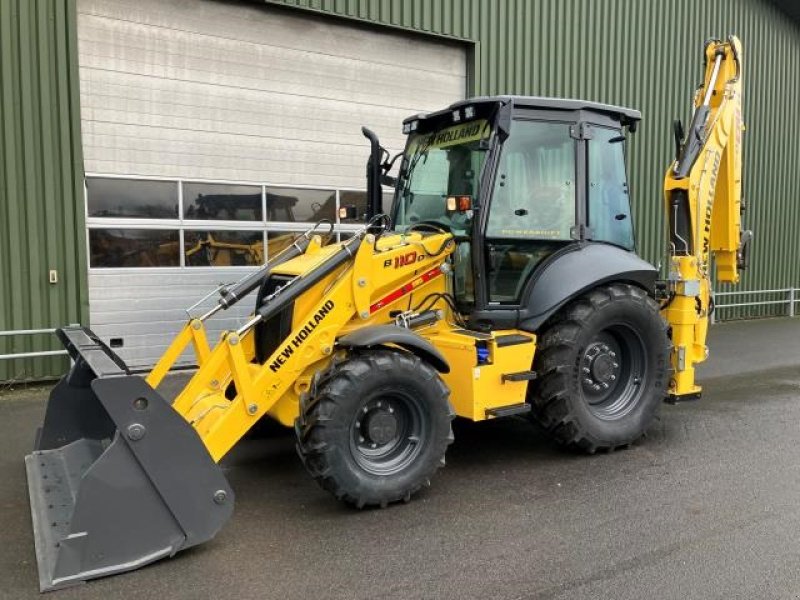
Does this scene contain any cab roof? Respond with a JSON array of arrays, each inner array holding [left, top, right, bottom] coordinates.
[[404, 95, 641, 127]]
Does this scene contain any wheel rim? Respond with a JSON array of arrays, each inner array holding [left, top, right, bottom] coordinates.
[[349, 390, 427, 475], [580, 323, 646, 420]]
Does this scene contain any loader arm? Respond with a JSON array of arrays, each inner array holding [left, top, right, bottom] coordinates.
[[662, 36, 749, 401], [25, 224, 455, 590], [171, 228, 455, 460], [146, 224, 329, 389]]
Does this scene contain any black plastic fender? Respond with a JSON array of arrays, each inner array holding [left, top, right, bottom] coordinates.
[[337, 324, 450, 373], [518, 243, 658, 331]]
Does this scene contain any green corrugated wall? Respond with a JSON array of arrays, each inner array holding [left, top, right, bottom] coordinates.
[[0, 0, 87, 381], [268, 0, 800, 319], [1, 0, 798, 381]]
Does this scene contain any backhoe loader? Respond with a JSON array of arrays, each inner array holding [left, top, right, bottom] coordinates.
[[25, 36, 748, 590]]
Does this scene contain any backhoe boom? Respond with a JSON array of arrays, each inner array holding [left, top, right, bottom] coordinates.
[[662, 36, 750, 401]]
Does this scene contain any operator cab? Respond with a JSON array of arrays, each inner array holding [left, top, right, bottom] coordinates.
[[389, 96, 647, 331]]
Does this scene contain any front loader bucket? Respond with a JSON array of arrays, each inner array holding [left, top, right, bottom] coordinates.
[[25, 327, 234, 591]]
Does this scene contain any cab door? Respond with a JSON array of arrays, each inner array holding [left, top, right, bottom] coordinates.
[[481, 119, 578, 306]]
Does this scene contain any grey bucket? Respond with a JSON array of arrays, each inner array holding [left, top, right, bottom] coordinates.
[[25, 327, 234, 592]]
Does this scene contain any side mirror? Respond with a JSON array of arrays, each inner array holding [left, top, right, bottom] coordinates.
[[737, 230, 753, 270]]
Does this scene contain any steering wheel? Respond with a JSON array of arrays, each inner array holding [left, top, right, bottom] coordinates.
[[408, 218, 451, 234]]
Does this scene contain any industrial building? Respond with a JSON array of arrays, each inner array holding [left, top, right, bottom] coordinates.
[[1, 0, 799, 380]]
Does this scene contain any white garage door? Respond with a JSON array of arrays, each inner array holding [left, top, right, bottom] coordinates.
[[78, 0, 467, 368]]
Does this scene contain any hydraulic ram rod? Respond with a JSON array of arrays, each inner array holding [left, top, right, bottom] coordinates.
[[197, 221, 334, 321], [218, 222, 333, 310], [674, 49, 726, 178], [236, 234, 363, 336]]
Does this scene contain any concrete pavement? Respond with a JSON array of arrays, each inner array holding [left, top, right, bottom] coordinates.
[[2, 317, 800, 599]]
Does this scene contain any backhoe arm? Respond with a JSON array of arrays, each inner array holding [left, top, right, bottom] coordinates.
[[662, 35, 750, 401]]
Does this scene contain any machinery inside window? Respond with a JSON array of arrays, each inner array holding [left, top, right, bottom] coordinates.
[[265, 187, 335, 222], [183, 183, 262, 221], [86, 178, 179, 219], [89, 229, 180, 268], [184, 230, 265, 267], [338, 190, 395, 223], [85, 177, 367, 269]]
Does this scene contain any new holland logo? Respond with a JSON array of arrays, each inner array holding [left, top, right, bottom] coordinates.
[[269, 300, 335, 373], [702, 150, 721, 262]]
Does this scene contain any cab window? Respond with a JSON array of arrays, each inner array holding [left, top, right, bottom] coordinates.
[[487, 121, 576, 240], [485, 120, 576, 304], [588, 127, 635, 250]]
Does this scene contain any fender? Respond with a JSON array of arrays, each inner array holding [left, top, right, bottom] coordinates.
[[518, 243, 658, 331], [337, 324, 450, 373]]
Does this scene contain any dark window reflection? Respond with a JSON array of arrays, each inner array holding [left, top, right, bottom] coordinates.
[[339, 191, 367, 224], [338, 191, 395, 223], [266, 231, 302, 260], [184, 230, 264, 266], [90, 229, 179, 267], [266, 230, 338, 261], [183, 183, 262, 221], [266, 187, 335, 223], [86, 178, 178, 219]]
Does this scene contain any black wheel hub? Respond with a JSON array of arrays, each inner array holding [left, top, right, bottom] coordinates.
[[580, 327, 645, 420], [364, 410, 398, 445], [350, 394, 425, 475], [583, 342, 620, 389]]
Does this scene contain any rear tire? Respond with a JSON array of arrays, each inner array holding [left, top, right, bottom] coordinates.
[[528, 283, 670, 452], [296, 349, 454, 508]]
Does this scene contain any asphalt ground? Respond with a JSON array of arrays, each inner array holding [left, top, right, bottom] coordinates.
[[2, 318, 800, 599]]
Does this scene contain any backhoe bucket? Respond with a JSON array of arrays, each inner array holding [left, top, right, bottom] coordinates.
[[25, 327, 234, 591]]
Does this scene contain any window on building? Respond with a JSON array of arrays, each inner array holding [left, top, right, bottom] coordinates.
[[183, 183, 262, 221], [85, 177, 369, 269], [339, 190, 368, 224], [184, 230, 264, 267], [89, 229, 180, 267], [334, 190, 396, 224], [266, 187, 336, 223], [86, 178, 178, 219]]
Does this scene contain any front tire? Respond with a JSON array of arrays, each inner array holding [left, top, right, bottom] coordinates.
[[296, 350, 454, 508], [529, 283, 670, 452]]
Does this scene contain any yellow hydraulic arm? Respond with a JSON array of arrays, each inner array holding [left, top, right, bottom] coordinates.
[[146, 225, 329, 389], [662, 36, 750, 401]]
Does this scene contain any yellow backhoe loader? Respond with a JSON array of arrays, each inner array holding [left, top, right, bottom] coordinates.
[[25, 36, 748, 591]]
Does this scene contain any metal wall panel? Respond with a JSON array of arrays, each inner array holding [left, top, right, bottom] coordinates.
[[88, 269, 258, 368], [0, 0, 87, 381], [2, 0, 799, 382], [77, 0, 467, 184], [78, 0, 466, 366], [268, 0, 800, 319]]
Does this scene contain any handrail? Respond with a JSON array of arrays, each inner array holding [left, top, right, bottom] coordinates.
[[713, 288, 799, 321], [0, 328, 71, 361]]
